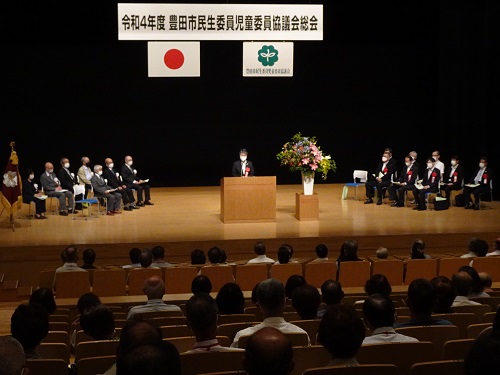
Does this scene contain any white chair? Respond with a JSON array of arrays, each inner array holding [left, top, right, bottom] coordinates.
[[342, 170, 368, 200], [479, 179, 494, 209]]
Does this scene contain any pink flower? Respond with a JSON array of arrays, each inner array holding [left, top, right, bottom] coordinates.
[[311, 164, 318, 170]]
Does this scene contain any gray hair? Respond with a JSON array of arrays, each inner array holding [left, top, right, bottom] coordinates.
[[0, 336, 26, 375], [93, 164, 103, 173]]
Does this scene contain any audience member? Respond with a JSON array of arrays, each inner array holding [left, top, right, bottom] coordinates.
[[291, 283, 321, 320], [243, 327, 294, 375], [10, 303, 49, 359], [284, 275, 306, 301], [150, 245, 173, 268], [103, 157, 139, 211], [77, 156, 93, 199], [191, 274, 213, 294], [364, 149, 398, 205], [81, 248, 98, 269], [91, 164, 123, 215], [440, 155, 465, 206], [53, 245, 87, 287], [430, 275, 456, 314], [123, 247, 142, 269], [336, 239, 361, 267], [80, 304, 117, 341], [207, 246, 224, 264], [40, 161, 76, 216], [394, 278, 453, 327], [463, 156, 493, 210], [317, 280, 344, 318], [127, 275, 182, 319], [461, 237, 482, 258], [362, 294, 418, 344], [486, 237, 500, 256], [120, 155, 154, 206], [277, 245, 292, 264], [467, 239, 489, 267], [57, 157, 84, 210], [364, 274, 392, 298], [116, 341, 181, 375], [230, 278, 310, 348], [375, 247, 389, 259], [29, 287, 56, 315], [478, 272, 494, 294], [190, 249, 207, 265], [247, 241, 275, 264], [0, 336, 28, 375], [139, 248, 156, 268], [458, 265, 490, 297], [184, 292, 244, 353], [220, 249, 228, 263], [411, 156, 441, 211], [21, 167, 47, 219], [451, 271, 483, 307], [216, 282, 245, 315], [317, 304, 366, 366], [70, 292, 102, 349], [310, 244, 329, 262], [409, 238, 430, 259]]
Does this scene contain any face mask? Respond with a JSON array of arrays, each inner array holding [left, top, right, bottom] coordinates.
[[127, 161, 133, 166], [64, 162, 70, 168], [405, 162, 411, 167], [108, 163, 114, 169], [29, 174, 34, 180], [479, 162, 485, 168], [240, 156, 247, 162], [427, 163, 433, 169], [382, 156, 388, 162], [451, 160, 457, 166], [48, 169, 53, 174], [97, 171, 103, 176]]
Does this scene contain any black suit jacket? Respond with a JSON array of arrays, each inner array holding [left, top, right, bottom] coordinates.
[[103, 167, 123, 189], [57, 167, 78, 190], [232, 160, 254, 177], [396, 163, 419, 186], [371, 158, 398, 182], [120, 164, 142, 188], [421, 167, 441, 189], [468, 166, 493, 187], [443, 164, 464, 188]]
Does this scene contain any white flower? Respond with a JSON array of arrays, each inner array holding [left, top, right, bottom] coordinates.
[[3, 172, 18, 188]]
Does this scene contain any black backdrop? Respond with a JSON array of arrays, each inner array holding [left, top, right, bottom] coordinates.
[[3, 1, 498, 196]]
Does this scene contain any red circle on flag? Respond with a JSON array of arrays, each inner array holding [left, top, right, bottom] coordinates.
[[164, 49, 184, 70]]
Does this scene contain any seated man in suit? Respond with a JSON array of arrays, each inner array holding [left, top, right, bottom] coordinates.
[[463, 156, 493, 210], [232, 148, 254, 177], [40, 161, 76, 216], [440, 155, 464, 206], [387, 155, 419, 207], [91, 164, 123, 216], [120, 155, 153, 206], [411, 156, 441, 211], [103, 157, 139, 211], [57, 157, 84, 210], [364, 149, 398, 205]]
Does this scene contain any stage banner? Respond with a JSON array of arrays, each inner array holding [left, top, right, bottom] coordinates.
[[1, 143, 22, 215], [148, 42, 200, 77], [243, 42, 293, 77], [118, 3, 323, 41]]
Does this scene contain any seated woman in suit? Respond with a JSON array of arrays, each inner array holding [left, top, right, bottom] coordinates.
[[21, 167, 47, 219]]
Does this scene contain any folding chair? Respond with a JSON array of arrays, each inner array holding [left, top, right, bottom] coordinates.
[[303, 364, 399, 375], [342, 170, 368, 200]]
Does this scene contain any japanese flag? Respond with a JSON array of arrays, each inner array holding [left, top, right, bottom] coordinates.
[[148, 42, 200, 77]]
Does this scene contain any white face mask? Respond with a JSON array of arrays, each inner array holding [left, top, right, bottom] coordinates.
[[29, 174, 34, 180], [64, 162, 70, 168], [382, 156, 388, 162], [479, 162, 485, 168], [427, 163, 433, 169], [127, 161, 133, 166], [405, 162, 411, 167], [97, 171, 103, 176], [240, 156, 247, 162], [451, 160, 457, 166], [48, 169, 53, 174], [108, 163, 114, 169]]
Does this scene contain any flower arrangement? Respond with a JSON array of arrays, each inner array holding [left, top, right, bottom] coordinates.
[[276, 132, 336, 180]]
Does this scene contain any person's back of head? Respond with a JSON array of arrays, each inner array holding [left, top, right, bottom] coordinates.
[[139, 249, 153, 268], [362, 294, 396, 329], [0, 336, 27, 375], [277, 246, 291, 264], [220, 249, 227, 263], [430, 276, 456, 313], [11, 303, 49, 353], [77, 292, 101, 315], [29, 287, 56, 315], [284, 275, 306, 300], [185, 292, 218, 339], [315, 244, 328, 259], [143, 275, 165, 300], [254, 241, 267, 256], [82, 248, 96, 266], [364, 274, 392, 298], [452, 271, 474, 297], [321, 280, 344, 305], [80, 304, 115, 340], [151, 246, 165, 261], [216, 282, 245, 315], [317, 304, 365, 360], [118, 319, 163, 357], [472, 239, 489, 257], [244, 327, 294, 375], [191, 274, 212, 294], [342, 239, 359, 259], [191, 249, 206, 265], [375, 247, 389, 259], [256, 278, 286, 316], [116, 340, 181, 375], [464, 324, 500, 375], [63, 245, 78, 263], [410, 238, 426, 259], [292, 284, 321, 320], [208, 246, 223, 264], [406, 278, 436, 318], [458, 265, 484, 294], [478, 272, 493, 290], [128, 247, 142, 264]]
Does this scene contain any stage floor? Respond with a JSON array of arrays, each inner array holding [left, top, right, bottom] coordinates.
[[1, 183, 498, 248]]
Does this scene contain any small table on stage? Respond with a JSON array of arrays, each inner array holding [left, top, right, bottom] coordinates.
[[220, 176, 276, 223]]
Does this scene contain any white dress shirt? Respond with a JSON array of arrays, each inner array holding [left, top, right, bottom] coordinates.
[[362, 326, 419, 345]]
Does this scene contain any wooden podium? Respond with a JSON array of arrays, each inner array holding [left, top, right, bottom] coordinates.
[[220, 176, 276, 223]]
